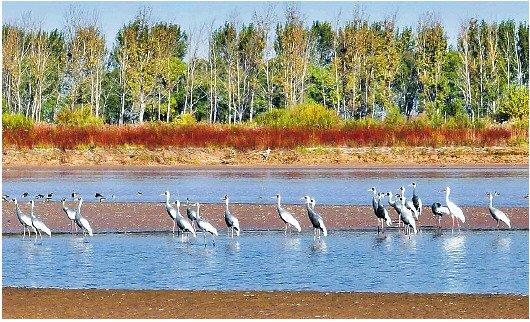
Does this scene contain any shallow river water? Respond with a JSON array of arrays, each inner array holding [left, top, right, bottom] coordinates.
[[3, 230, 528, 294]]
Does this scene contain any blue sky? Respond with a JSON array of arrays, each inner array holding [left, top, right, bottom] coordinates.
[[3, 1, 528, 56]]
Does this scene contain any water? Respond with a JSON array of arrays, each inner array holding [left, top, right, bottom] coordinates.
[[2, 167, 528, 206], [3, 230, 528, 294]]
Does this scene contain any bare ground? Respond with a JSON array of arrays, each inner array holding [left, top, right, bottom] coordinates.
[[2, 145, 528, 167], [3, 287, 528, 318]]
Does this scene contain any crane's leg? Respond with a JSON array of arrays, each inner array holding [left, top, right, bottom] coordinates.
[[284, 224, 287, 235], [452, 216, 455, 234], [22, 227, 26, 238]]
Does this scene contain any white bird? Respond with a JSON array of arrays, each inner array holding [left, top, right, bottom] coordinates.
[[61, 197, 78, 234], [260, 147, 272, 160], [486, 192, 511, 229], [161, 191, 179, 234], [174, 200, 196, 241], [74, 198, 93, 237], [28, 200, 52, 241], [195, 203, 219, 246], [12, 198, 36, 237], [398, 197, 417, 235], [368, 187, 378, 213], [399, 186, 418, 220], [273, 194, 301, 234], [386, 192, 403, 227], [302, 196, 327, 237], [222, 195, 240, 237], [431, 202, 451, 229], [443, 187, 466, 231]]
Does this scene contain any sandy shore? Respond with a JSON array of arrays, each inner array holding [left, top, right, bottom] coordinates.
[[3, 287, 527, 318], [2, 146, 528, 167], [2, 202, 527, 234]]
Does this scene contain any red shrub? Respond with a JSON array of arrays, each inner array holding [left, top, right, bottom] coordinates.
[[2, 123, 523, 150]]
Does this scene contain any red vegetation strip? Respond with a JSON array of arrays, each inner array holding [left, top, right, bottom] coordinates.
[[2, 124, 519, 150]]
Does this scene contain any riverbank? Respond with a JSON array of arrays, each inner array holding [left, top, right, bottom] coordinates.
[[3, 287, 527, 318], [2, 146, 528, 167], [2, 202, 528, 233]]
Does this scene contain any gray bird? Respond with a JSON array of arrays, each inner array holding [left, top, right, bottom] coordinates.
[[374, 193, 392, 234], [398, 197, 417, 235], [161, 191, 179, 235], [302, 196, 327, 238], [431, 202, 450, 229], [410, 182, 423, 220], [222, 195, 240, 237], [186, 198, 198, 229], [486, 192, 511, 229]]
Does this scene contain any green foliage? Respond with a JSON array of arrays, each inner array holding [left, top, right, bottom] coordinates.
[[445, 108, 472, 129], [384, 105, 406, 126], [172, 113, 197, 126], [56, 105, 104, 126], [255, 103, 341, 128], [497, 85, 529, 120], [2, 113, 34, 130]]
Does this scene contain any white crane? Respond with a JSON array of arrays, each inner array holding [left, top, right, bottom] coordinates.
[[174, 200, 196, 241], [486, 192, 511, 229], [443, 187, 466, 231], [61, 197, 77, 234], [161, 191, 179, 234], [195, 203, 219, 246], [28, 200, 52, 242], [273, 194, 301, 234], [74, 198, 93, 237], [399, 186, 419, 220], [12, 198, 36, 237], [398, 197, 417, 235]]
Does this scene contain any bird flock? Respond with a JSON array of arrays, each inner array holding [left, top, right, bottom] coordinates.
[[5, 182, 513, 245]]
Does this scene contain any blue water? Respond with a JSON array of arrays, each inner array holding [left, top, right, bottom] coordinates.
[[3, 230, 528, 294], [2, 167, 528, 206]]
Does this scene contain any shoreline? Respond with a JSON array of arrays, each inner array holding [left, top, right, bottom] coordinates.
[[2, 146, 528, 167], [3, 287, 528, 318]]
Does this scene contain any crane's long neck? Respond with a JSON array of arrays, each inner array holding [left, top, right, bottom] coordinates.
[[62, 199, 68, 211], [225, 199, 229, 211], [165, 194, 170, 206], [412, 186, 417, 197], [400, 189, 405, 198], [196, 204, 201, 219], [276, 197, 281, 207], [489, 194, 494, 207], [445, 190, 450, 203], [30, 202, 35, 218]]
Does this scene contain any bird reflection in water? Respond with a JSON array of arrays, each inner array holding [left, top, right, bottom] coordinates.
[[283, 236, 301, 251], [311, 238, 327, 252]]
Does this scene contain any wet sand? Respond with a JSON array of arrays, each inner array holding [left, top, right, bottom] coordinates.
[[2, 202, 528, 233], [2, 145, 528, 167], [3, 287, 528, 318]]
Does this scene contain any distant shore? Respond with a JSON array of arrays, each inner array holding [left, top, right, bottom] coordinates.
[[3, 287, 527, 318], [2, 146, 528, 167]]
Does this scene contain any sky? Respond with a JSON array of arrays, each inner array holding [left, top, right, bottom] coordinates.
[[2, 1, 529, 57]]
